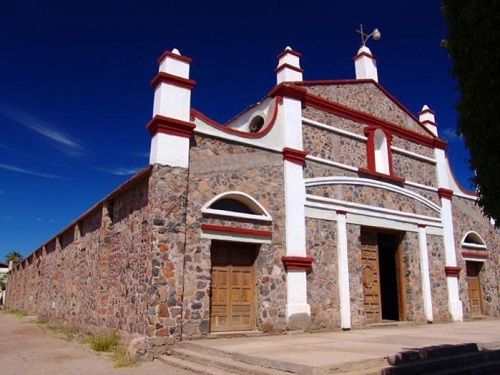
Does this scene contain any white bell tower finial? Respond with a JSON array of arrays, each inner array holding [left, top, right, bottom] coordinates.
[[354, 25, 382, 82]]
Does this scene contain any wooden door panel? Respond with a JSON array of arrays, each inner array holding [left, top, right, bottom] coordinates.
[[466, 262, 483, 317], [210, 242, 256, 332], [361, 230, 382, 323]]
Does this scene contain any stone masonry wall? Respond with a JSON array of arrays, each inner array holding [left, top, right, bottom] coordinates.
[[179, 135, 288, 337], [6, 172, 154, 335], [452, 196, 500, 318], [427, 234, 451, 322], [305, 218, 340, 330]]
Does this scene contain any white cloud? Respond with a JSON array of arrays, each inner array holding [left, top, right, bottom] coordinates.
[[442, 128, 463, 142], [0, 162, 64, 179], [93, 166, 141, 176], [0, 100, 85, 157]]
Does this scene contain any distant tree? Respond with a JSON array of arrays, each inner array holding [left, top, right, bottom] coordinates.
[[5, 250, 22, 265], [442, 1, 500, 224]]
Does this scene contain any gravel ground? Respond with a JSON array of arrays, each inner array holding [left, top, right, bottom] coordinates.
[[0, 312, 192, 375]]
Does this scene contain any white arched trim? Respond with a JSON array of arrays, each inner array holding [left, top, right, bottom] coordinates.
[[201, 191, 272, 222], [461, 231, 487, 249], [305, 176, 441, 213]]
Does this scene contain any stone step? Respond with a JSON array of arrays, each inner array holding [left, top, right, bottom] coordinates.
[[388, 343, 479, 366], [433, 359, 500, 375], [158, 354, 235, 375], [170, 346, 290, 375], [381, 349, 500, 375]]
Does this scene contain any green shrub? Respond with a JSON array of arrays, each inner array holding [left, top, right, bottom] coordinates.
[[8, 309, 27, 317], [112, 347, 135, 368], [88, 331, 119, 352]]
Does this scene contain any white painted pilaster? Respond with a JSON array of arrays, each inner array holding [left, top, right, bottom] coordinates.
[[434, 146, 463, 321], [418, 225, 433, 323], [286, 270, 311, 318], [149, 48, 194, 167], [354, 46, 378, 82], [336, 211, 351, 329]]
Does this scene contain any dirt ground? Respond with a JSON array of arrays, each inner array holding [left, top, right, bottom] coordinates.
[[0, 312, 191, 375]]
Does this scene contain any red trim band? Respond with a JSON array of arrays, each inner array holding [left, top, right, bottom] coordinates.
[[282, 256, 313, 271], [353, 51, 375, 60], [275, 63, 304, 74], [293, 79, 440, 141], [358, 167, 405, 184], [417, 223, 426, 228], [461, 251, 488, 259], [420, 120, 436, 127], [269, 83, 307, 101], [301, 91, 447, 149], [277, 49, 302, 59], [200, 223, 272, 237], [151, 72, 196, 90], [190, 97, 280, 139], [418, 108, 435, 116], [438, 188, 454, 200], [445, 266, 461, 277], [157, 50, 192, 65], [146, 115, 195, 138], [283, 147, 307, 165], [336, 210, 347, 215]]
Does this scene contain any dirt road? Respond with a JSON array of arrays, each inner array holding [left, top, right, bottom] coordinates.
[[0, 312, 190, 375]]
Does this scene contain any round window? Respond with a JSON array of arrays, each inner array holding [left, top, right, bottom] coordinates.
[[249, 115, 265, 133]]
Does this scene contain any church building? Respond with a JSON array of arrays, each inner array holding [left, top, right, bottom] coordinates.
[[6, 43, 499, 349]]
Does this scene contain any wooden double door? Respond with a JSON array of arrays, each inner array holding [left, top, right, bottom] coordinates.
[[466, 261, 483, 317], [361, 229, 404, 323], [210, 241, 257, 332]]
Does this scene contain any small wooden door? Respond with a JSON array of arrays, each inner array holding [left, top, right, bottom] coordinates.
[[210, 242, 256, 332], [361, 230, 382, 323], [466, 262, 483, 317]]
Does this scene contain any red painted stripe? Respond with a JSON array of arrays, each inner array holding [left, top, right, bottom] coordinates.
[[200, 223, 272, 237], [190, 96, 280, 139], [157, 50, 192, 64], [358, 167, 405, 184], [438, 188, 454, 200], [275, 63, 304, 74], [151, 72, 196, 90], [445, 266, 461, 277], [277, 49, 302, 59], [146, 115, 196, 138], [461, 251, 488, 259], [282, 256, 313, 271], [283, 147, 308, 165], [353, 51, 375, 60]]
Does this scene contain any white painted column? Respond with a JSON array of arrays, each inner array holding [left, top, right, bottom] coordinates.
[[417, 224, 433, 323], [435, 147, 463, 321], [336, 211, 351, 329], [148, 48, 195, 168], [354, 46, 378, 82], [276, 47, 311, 322]]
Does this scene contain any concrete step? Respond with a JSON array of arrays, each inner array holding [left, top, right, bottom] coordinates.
[[169, 346, 291, 375], [434, 359, 500, 375], [381, 349, 500, 375], [388, 343, 479, 366], [158, 354, 235, 375]]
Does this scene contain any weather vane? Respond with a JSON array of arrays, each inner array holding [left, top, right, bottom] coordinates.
[[356, 24, 381, 47]]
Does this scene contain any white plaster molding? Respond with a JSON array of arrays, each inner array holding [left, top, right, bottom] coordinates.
[[336, 212, 351, 329], [305, 176, 442, 213], [305, 195, 442, 228], [284, 160, 307, 257], [286, 271, 310, 321], [391, 146, 436, 164], [305, 155, 359, 172], [460, 231, 487, 249], [418, 226, 434, 323], [201, 191, 272, 221], [192, 98, 284, 152], [462, 256, 487, 263], [200, 231, 272, 244], [302, 118, 367, 141], [405, 181, 438, 193]]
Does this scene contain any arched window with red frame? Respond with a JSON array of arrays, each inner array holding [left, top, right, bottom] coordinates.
[[364, 126, 395, 177]]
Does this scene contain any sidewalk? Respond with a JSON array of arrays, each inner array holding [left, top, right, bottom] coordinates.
[[189, 320, 500, 373]]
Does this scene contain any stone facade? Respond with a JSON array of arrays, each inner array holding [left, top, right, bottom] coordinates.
[[5, 47, 499, 357]]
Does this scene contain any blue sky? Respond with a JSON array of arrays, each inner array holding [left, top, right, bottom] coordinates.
[[0, 1, 471, 260]]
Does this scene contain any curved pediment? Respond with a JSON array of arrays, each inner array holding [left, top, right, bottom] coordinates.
[[305, 176, 440, 218]]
